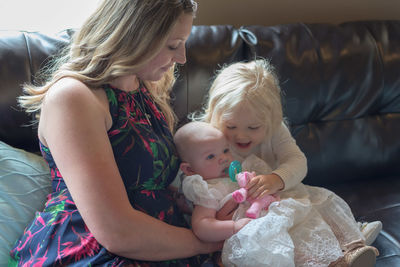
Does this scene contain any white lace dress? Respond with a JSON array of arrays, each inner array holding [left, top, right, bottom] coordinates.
[[221, 155, 364, 267], [182, 155, 364, 267]]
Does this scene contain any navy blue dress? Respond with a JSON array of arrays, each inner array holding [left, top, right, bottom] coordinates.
[[9, 84, 208, 266]]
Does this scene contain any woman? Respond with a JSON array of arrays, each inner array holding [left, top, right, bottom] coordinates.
[[9, 0, 221, 266]]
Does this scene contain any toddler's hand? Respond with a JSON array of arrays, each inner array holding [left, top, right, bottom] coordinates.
[[233, 218, 252, 234], [246, 173, 284, 200]]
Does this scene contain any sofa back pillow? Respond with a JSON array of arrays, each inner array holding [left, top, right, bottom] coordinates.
[[0, 141, 51, 265]]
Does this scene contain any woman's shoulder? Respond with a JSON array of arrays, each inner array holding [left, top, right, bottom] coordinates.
[[45, 78, 99, 103], [44, 78, 109, 115], [39, 78, 111, 144]]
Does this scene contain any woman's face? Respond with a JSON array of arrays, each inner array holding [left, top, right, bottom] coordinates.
[[136, 13, 193, 81]]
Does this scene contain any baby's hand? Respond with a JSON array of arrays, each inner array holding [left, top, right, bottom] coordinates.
[[246, 173, 284, 200], [233, 218, 252, 234]]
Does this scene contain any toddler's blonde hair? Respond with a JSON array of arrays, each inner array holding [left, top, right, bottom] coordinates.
[[195, 59, 283, 140]]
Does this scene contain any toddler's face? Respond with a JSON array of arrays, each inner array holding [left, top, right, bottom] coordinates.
[[188, 133, 233, 180], [221, 105, 267, 158]]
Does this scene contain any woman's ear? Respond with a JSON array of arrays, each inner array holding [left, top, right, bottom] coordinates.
[[180, 162, 195, 176]]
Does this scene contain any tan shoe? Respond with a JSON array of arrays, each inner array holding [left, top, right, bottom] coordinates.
[[358, 221, 382, 245], [329, 245, 379, 267]]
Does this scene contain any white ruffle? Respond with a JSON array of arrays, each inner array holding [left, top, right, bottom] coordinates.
[[182, 175, 238, 210]]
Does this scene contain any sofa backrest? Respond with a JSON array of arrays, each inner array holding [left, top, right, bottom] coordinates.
[[0, 30, 71, 152], [174, 21, 400, 185], [1, 21, 399, 186]]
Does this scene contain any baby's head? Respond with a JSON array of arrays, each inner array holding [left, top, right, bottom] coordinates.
[[199, 59, 284, 157], [174, 121, 233, 180]]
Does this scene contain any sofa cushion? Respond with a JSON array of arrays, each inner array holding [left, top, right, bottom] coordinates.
[[0, 141, 51, 265]]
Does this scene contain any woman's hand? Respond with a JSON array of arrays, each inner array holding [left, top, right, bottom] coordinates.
[[216, 198, 238, 221], [194, 237, 224, 254], [246, 173, 284, 199]]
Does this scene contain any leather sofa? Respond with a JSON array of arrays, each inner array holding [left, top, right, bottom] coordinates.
[[1, 20, 399, 266]]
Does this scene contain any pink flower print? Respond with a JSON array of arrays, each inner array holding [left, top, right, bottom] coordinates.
[[51, 167, 63, 191], [158, 211, 165, 221], [36, 216, 45, 227], [52, 209, 77, 225], [146, 98, 164, 121], [16, 224, 45, 253], [141, 190, 156, 199], [31, 244, 48, 267], [118, 93, 126, 102], [122, 136, 135, 156], [108, 129, 121, 137], [21, 243, 48, 267], [50, 168, 62, 178], [60, 226, 100, 262], [66, 199, 75, 205], [128, 120, 154, 156]]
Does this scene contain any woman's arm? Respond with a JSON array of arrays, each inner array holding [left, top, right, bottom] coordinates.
[[39, 78, 221, 261], [191, 205, 251, 242]]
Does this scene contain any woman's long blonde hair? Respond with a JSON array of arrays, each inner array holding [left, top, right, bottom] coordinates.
[[19, 0, 197, 132]]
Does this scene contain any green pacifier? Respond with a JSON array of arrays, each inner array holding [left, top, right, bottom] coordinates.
[[229, 160, 242, 182]]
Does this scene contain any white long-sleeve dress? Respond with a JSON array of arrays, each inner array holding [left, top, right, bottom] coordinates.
[[183, 123, 365, 267], [222, 124, 364, 267]]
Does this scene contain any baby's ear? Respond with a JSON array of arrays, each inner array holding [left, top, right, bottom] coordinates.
[[180, 162, 195, 176]]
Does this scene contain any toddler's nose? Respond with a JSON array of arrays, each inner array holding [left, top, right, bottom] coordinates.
[[235, 131, 247, 140]]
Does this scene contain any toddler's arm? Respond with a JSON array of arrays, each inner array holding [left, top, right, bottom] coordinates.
[[269, 123, 307, 191], [247, 123, 307, 199], [191, 205, 251, 242]]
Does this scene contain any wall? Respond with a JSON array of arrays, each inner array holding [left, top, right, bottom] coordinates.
[[0, 0, 101, 33], [194, 0, 400, 27]]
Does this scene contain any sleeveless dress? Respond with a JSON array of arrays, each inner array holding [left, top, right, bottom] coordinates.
[[9, 84, 207, 266]]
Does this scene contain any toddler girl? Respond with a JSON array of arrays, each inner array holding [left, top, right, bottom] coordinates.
[[192, 59, 380, 267]]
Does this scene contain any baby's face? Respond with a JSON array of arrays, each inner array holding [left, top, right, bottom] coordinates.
[[221, 105, 267, 158], [188, 132, 233, 180]]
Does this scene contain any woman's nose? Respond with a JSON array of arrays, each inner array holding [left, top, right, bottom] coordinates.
[[174, 46, 186, 64]]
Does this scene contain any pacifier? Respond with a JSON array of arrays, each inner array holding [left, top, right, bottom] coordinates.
[[228, 160, 242, 182]]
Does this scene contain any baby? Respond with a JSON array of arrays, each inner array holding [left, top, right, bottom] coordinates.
[[173, 121, 253, 241]]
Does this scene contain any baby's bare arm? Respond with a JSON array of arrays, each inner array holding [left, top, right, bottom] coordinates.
[[191, 205, 251, 242]]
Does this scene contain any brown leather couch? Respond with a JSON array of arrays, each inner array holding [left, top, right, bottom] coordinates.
[[1, 20, 399, 266]]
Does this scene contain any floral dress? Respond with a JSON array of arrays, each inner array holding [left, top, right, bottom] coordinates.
[[9, 84, 207, 266]]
